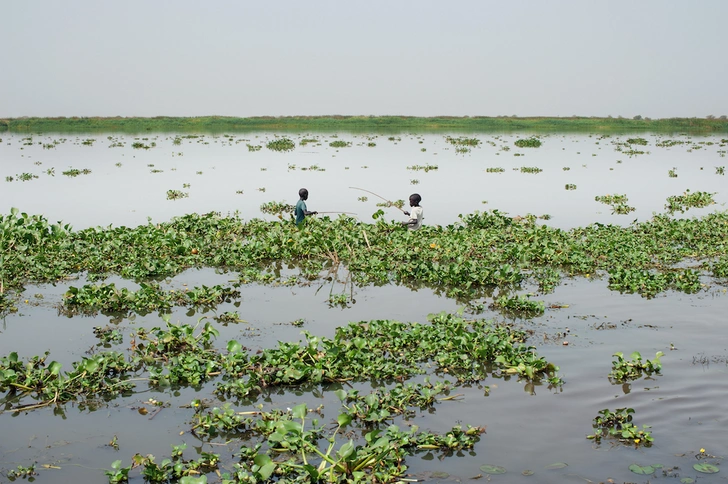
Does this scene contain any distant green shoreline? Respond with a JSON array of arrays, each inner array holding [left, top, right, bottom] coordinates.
[[1, 115, 727, 134]]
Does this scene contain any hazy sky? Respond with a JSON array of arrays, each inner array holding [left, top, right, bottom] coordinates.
[[2, 1, 726, 119]]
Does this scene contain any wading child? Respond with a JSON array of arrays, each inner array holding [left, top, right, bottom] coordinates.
[[402, 193, 423, 230], [295, 188, 317, 226]]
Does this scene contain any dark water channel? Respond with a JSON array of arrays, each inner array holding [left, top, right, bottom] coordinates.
[[1, 132, 727, 482]]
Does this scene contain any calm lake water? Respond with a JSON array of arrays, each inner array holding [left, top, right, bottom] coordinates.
[[1, 131, 727, 483]]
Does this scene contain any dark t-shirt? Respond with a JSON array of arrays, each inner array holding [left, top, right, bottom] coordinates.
[[295, 199, 307, 225]]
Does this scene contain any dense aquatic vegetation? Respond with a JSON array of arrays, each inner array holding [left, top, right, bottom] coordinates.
[[2, 207, 728, 317], [1, 311, 549, 482]]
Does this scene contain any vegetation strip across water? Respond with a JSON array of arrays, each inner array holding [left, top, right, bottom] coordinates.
[[2, 116, 728, 134], [2, 207, 728, 316]]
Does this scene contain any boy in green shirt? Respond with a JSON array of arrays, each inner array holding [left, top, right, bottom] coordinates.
[[295, 188, 317, 226]]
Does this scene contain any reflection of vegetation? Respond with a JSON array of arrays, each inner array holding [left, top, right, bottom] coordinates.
[[62, 168, 92, 177], [519, 166, 542, 174], [407, 164, 438, 172]]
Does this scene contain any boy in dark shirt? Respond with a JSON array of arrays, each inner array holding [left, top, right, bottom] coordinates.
[[295, 188, 317, 226]]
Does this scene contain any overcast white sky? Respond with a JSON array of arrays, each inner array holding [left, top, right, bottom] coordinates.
[[2, 1, 726, 119]]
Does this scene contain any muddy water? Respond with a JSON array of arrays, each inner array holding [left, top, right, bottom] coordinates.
[[1, 132, 727, 482]]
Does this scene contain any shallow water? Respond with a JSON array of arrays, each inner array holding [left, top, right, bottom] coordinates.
[[1, 132, 726, 229], [1, 131, 728, 482]]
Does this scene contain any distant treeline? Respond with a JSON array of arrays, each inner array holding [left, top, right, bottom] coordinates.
[[1, 115, 727, 134]]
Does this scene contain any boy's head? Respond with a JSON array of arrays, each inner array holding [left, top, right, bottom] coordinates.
[[409, 193, 421, 206], [299, 188, 309, 200]]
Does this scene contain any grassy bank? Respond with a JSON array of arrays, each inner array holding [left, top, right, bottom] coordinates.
[[1, 115, 727, 134]]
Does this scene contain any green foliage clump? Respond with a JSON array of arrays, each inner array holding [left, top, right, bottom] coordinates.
[[407, 164, 438, 172], [587, 407, 653, 447], [626, 137, 648, 145], [62, 168, 92, 177], [446, 136, 480, 146], [520, 166, 543, 174], [608, 351, 663, 382], [514, 138, 542, 148], [595, 194, 635, 214], [266, 138, 296, 152], [259, 200, 295, 216], [329, 140, 351, 148], [491, 294, 545, 317], [166, 189, 188, 200], [665, 190, 715, 213]]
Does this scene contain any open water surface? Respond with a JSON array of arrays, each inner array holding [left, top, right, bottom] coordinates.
[[1, 131, 728, 482]]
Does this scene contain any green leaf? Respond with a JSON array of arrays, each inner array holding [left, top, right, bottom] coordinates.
[[254, 454, 276, 480], [82, 358, 99, 373], [180, 476, 207, 484], [303, 464, 319, 480], [337, 413, 353, 427], [480, 465, 506, 475], [48, 361, 62, 375], [291, 403, 307, 419], [226, 340, 242, 353], [334, 389, 347, 402], [681, 478, 695, 483], [545, 462, 568, 470], [337, 440, 355, 460], [629, 464, 654, 475], [693, 463, 720, 474]]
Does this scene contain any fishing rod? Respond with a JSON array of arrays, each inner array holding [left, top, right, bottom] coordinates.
[[348, 187, 407, 213], [315, 211, 357, 215]]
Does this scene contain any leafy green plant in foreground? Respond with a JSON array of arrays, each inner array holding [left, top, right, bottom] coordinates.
[[0, 312, 560, 412]]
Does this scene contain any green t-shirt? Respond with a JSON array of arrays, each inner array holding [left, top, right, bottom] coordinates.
[[295, 199, 307, 225]]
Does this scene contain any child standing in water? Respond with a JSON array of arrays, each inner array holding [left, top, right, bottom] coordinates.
[[295, 188, 317, 226], [402, 193, 423, 230]]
